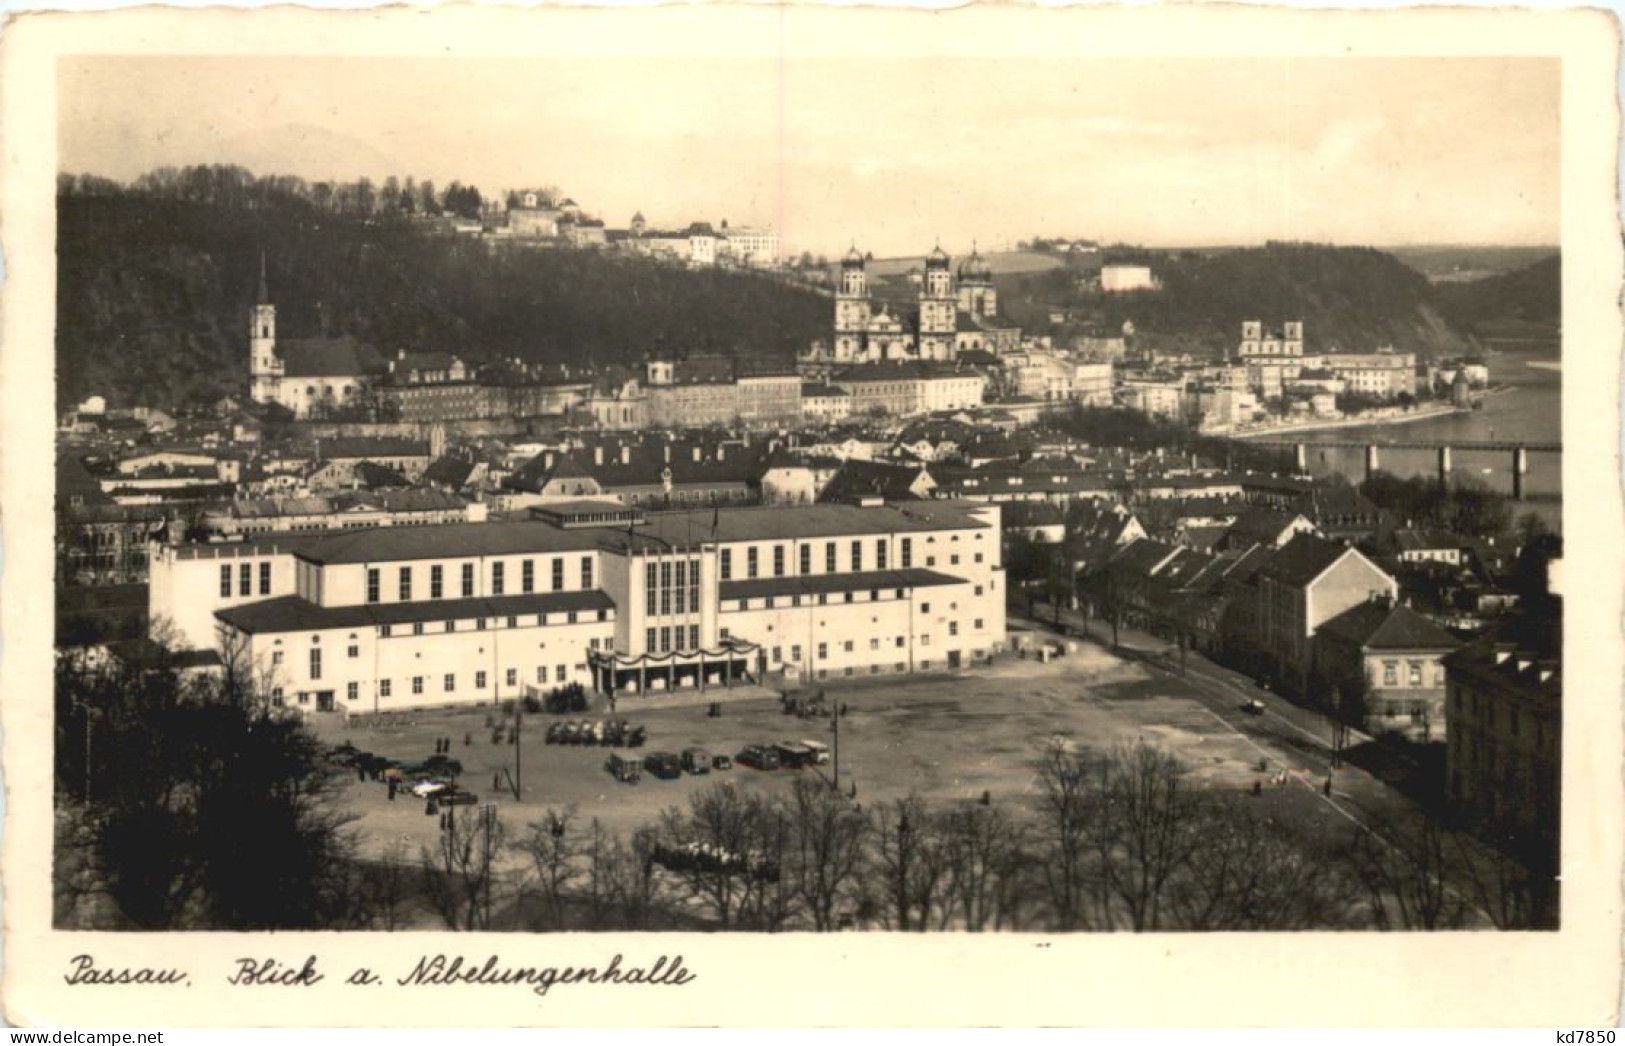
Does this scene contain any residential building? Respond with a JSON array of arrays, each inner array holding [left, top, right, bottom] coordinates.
[[1314, 599, 1461, 741], [1255, 534, 1398, 694], [1443, 634, 1561, 870], [800, 383, 852, 425]]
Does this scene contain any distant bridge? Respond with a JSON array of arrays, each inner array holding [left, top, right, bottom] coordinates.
[[1241, 439, 1561, 454], [1229, 437, 1560, 498]]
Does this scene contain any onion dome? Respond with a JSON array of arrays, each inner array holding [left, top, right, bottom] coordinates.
[[958, 247, 992, 281], [925, 244, 951, 269], [842, 245, 866, 268]]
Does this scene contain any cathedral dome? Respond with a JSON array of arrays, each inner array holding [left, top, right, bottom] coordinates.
[[925, 244, 951, 269], [842, 245, 866, 268], [958, 249, 992, 281]]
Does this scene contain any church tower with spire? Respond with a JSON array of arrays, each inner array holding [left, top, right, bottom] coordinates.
[[833, 245, 873, 360], [917, 244, 957, 360], [249, 254, 283, 403]]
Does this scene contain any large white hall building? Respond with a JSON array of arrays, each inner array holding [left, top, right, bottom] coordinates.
[[149, 500, 1007, 712]]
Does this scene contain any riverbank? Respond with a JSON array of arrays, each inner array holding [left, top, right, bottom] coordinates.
[[1228, 402, 1468, 441]]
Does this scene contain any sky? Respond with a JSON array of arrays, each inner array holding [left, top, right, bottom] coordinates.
[[59, 54, 1560, 259]]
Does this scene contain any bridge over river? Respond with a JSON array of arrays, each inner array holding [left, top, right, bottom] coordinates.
[[1232, 438, 1562, 499]]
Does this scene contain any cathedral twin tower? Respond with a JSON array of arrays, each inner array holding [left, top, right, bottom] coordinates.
[[832, 245, 1000, 363]]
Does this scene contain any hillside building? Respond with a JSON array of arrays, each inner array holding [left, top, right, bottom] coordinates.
[[247, 260, 387, 418]]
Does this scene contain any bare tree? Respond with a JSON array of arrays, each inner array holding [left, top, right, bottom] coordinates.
[[580, 818, 617, 930], [355, 841, 415, 931], [420, 806, 507, 931], [656, 783, 774, 930], [514, 806, 581, 931], [938, 801, 1026, 931], [609, 826, 665, 931], [785, 777, 868, 931], [1086, 741, 1206, 931], [1032, 740, 1099, 930], [1342, 809, 1472, 931], [1169, 804, 1361, 930]]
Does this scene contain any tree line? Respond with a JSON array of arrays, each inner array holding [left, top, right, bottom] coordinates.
[[59, 166, 492, 220]]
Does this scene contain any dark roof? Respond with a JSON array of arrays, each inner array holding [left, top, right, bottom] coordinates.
[[832, 361, 972, 382], [820, 459, 931, 502], [614, 501, 988, 551], [353, 461, 410, 490], [1319, 601, 1460, 651], [1179, 525, 1231, 552], [1107, 538, 1181, 577], [278, 337, 387, 379], [216, 590, 613, 635], [423, 456, 476, 489], [294, 521, 609, 565], [319, 437, 430, 460], [719, 568, 965, 602], [1442, 638, 1561, 706], [1394, 528, 1464, 552], [1001, 502, 1065, 527], [1257, 534, 1361, 588], [1228, 506, 1309, 542]]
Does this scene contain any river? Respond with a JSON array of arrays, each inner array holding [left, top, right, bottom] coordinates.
[[1289, 344, 1562, 532]]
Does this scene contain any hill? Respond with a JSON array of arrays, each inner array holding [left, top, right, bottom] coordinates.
[[56, 189, 831, 411], [994, 243, 1476, 358], [1433, 255, 1560, 343], [1386, 245, 1559, 283]]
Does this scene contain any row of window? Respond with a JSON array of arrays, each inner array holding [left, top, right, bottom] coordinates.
[[271, 662, 588, 705], [1377, 660, 1442, 688], [645, 559, 702, 618], [725, 585, 989, 614], [220, 561, 273, 598], [716, 537, 988, 581], [645, 624, 703, 653], [365, 556, 593, 603], [376, 609, 610, 638]]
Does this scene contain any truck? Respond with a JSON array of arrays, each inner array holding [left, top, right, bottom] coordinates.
[[774, 741, 817, 770], [643, 752, 682, 780], [681, 748, 712, 775]]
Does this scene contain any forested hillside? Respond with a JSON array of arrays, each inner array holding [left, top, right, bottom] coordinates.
[[56, 179, 830, 411], [998, 243, 1480, 358], [1433, 255, 1560, 339]]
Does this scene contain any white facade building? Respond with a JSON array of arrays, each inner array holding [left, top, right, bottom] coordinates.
[[156, 501, 1006, 712]]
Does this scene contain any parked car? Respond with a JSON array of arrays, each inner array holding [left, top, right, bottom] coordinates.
[[711, 754, 733, 771], [422, 755, 463, 776], [736, 745, 781, 771], [1241, 698, 1266, 715], [606, 752, 642, 783], [439, 788, 479, 807], [774, 742, 817, 770], [801, 740, 831, 766], [411, 779, 448, 798], [643, 752, 682, 780], [682, 748, 711, 775]]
